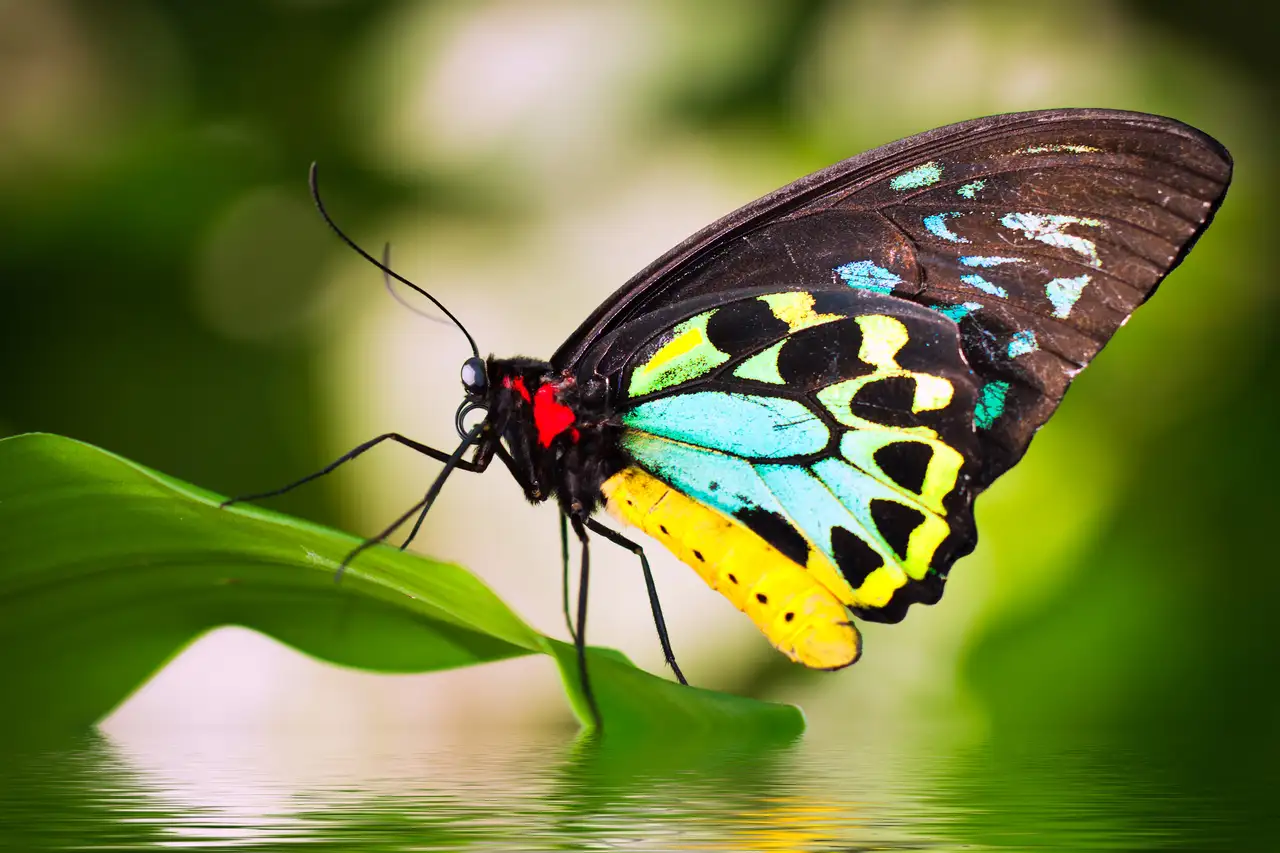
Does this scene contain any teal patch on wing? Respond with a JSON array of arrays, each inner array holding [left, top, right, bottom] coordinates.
[[974, 381, 1011, 429], [619, 431, 820, 570], [754, 464, 892, 580], [933, 301, 983, 321], [619, 431, 785, 519], [621, 392, 829, 458], [810, 458, 947, 581]]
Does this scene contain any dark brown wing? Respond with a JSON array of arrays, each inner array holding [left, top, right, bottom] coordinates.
[[555, 108, 1231, 486]]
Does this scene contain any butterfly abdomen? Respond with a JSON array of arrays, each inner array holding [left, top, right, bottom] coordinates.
[[602, 465, 862, 669]]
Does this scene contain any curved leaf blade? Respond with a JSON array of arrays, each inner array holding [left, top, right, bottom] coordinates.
[[0, 433, 804, 739]]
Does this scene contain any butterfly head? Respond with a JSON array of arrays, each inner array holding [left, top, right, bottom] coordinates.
[[460, 355, 488, 398]]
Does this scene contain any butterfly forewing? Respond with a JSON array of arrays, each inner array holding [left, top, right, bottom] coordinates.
[[558, 109, 1231, 488]]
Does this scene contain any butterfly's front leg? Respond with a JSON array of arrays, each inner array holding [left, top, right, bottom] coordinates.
[[220, 431, 489, 508], [336, 424, 486, 579]]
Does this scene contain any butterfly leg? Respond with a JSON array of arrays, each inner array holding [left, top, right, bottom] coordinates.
[[559, 512, 577, 643], [582, 517, 688, 686], [569, 514, 604, 731], [221, 432, 488, 508], [336, 425, 482, 581]]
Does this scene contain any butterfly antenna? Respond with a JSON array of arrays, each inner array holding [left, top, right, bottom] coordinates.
[[308, 163, 479, 359], [381, 243, 449, 326]]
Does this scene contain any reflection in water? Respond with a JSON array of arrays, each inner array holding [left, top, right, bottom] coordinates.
[[0, 724, 1247, 852]]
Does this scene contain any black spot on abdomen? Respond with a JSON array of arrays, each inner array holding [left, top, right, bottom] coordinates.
[[870, 499, 925, 562], [874, 441, 933, 495], [735, 507, 809, 566], [831, 526, 883, 588]]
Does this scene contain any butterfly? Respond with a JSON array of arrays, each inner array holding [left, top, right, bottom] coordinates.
[[228, 109, 1231, 728]]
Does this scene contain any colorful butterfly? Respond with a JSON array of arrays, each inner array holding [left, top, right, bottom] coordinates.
[[229, 109, 1231, 728]]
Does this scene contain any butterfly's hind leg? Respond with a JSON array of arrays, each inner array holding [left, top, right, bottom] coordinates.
[[569, 514, 604, 731], [583, 517, 688, 686], [220, 432, 487, 508]]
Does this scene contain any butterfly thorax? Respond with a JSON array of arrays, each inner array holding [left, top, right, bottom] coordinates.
[[484, 357, 625, 516]]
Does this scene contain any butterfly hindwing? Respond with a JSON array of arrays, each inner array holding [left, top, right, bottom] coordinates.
[[588, 288, 982, 627], [558, 109, 1231, 487]]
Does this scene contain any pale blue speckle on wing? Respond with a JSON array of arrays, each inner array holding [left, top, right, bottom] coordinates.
[[959, 274, 1008, 298], [890, 161, 944, 191], [1007, 330, 1039, 358], [959, 256, 1025, 268], [835, 261, 901, 294], [1044, 274, 1092, 318], [923, 212, 969, 243]]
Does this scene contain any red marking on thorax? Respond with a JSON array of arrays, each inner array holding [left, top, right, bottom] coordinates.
[[503, 375, 532, 403], [533, 383, 577, 447]]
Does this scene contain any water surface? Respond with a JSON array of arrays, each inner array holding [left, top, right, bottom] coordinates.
[[0, 723, 1255, 851]]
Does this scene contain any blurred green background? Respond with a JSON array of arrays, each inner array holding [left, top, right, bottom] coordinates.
[[0, 0, 1276, 848]]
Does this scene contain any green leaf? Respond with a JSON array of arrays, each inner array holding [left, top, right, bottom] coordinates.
[[0, 433, 803, 740]]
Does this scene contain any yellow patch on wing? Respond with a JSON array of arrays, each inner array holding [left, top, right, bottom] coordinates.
[[646, 327, 702, 372], [855, 314, 910, 367], [911, 374, 954, 412], [626, 312, 730, 397], [759, 292, 843, 333], [602, 466, 861, 670]]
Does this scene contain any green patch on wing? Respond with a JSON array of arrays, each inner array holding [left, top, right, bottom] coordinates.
[[626, 310, 729, 397]]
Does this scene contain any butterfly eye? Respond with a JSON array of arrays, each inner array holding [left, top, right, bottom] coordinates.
[[460, 356, 487, 396]]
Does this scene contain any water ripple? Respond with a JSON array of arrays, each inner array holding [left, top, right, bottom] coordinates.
[[0, 727, 1242, 851]]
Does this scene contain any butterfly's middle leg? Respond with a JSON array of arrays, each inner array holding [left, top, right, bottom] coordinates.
[[582, 516, 688, 686], [559, 512, 577, 643]]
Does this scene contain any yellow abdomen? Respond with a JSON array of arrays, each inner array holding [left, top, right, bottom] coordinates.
[[601, 466, 861, 670]]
